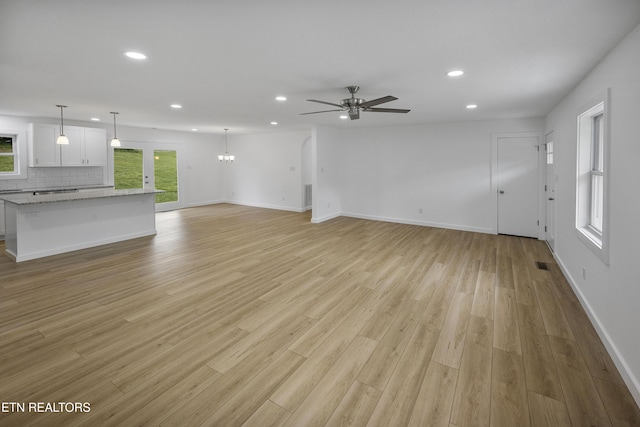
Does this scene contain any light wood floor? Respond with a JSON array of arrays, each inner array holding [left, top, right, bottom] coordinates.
[[1, 204, 638, 426]]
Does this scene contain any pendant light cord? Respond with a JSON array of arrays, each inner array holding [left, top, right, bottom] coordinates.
[[111, 112, 119, 138], [56, 104, 67, 134]]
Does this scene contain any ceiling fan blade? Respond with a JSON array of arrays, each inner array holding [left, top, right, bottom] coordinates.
[[364, 107, 411, 113], [300, 109, 343, 115], [306, 99, 344, 108], [360, 95, 397, 108]]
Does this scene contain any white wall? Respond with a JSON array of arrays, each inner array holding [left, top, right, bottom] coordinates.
[[318, 118, 543, 232], [103, 124, 225, 208], [0, 115, 225, 207], [545, 23, 640, 403], [312, 126, 343, 222], [225, 131, 311, 212]]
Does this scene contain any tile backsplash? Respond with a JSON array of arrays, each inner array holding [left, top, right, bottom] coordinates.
[[0, 166, 105, 192]]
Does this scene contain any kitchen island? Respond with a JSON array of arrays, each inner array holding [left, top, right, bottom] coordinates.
[[0, 188, 160, 262]]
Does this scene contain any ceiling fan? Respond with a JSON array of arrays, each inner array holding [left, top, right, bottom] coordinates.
[[301, 86, 410, 120]]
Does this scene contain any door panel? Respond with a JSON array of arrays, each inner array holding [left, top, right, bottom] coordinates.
[[149, 148, 180, 210], [497, 136, 539, 238]]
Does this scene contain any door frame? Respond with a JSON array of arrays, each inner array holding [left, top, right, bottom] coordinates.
[[491, 132, 544, 238], [544, 131, 556, 251], [109, 140, 184, 212]]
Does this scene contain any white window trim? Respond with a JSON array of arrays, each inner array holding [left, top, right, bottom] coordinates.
[[0, 129, 27, 180], [575, 89, 610, 265]]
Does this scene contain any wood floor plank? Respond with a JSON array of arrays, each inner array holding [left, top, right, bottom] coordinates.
[[533, 279, 575, 340], [207, 293, 317, 373], [548, 335, 612, 427], [431, 292, 473, 369], [527, 392, 571, 427], [357, 300, 421, 390], [471, 271, 496, 320], [559, 297, 624, 383], [408, 361, 458, 427], [493, 286, 522, 355], [366, 322, 440, 427], [283, 336, 379, 427], [491, 348, 530, 426], [594, 376, 640, 426], [517, 303, 564, 401], [288, 286, 370, 358], [202, 350, 305, 426], [0, 205, 635, 426], [270, 305, 376, 411], [241, 400, 291, 427], [325, 380, 382, 427], [450, 315, 493, 427], [513, 261, 537, 306]]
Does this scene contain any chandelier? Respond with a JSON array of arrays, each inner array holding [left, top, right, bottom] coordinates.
[[218, 128, 234, 162]]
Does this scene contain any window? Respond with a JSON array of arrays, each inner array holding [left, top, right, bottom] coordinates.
[[0, 135, 16, 173], [576, 90, 609, 264], [590, 114, 604, 233], [546, 140, 554, 165]]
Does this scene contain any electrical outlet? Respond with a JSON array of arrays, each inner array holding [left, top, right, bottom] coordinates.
[[418, 208, 423, 214]]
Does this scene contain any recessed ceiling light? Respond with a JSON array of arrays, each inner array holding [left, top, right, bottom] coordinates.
[[191, 128, 198, 131], [90, 117, 100, 121], [124, 51, 147, 60], [466, 104, 478, 109], [275, 96, 287, 101], [339, 115, 348, 120], [170, 104, 182, 109], [447, 70, 464, 77], [270, 121, 278, 125]]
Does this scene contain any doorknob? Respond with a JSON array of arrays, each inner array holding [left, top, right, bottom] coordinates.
[[548, 197, 554, 201], [499, 190, 505, 194]]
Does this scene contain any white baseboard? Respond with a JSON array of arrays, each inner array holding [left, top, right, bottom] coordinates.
[[10, 230, 157, 262], [311, 212, 341, 223], [340, 211, 494, 234], [186, 199, 226, 208], [223, 199, 306, 213], [553, 252, 640, 407]]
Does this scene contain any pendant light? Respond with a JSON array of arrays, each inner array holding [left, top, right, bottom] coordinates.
[[218, 128, 235, 162], [56, 105, 69, 145], [110, 112, 121, 147]]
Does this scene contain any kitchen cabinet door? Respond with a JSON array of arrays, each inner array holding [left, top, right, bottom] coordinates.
[[60, 126, 84, 166], [83, 127, 107, 166], [28, 123, 60, 167]]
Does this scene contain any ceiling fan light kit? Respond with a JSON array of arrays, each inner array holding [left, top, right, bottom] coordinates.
[[302, 86, 410, 120]]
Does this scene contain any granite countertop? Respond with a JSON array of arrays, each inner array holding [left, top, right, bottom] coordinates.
[[0, 185, 114, 195], [0, 188, 162, 205]]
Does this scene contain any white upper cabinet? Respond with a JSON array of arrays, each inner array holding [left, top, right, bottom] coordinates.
[[29, 123, 106, 167], [82, 127, 107, 166], [60, 126, 85, 166], [28, 123, 60, 166]]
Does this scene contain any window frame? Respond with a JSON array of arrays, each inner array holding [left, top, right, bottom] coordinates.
[[0, 129, 27, 180], [575, 89, 610, 264], [0, 134, 17, 173]]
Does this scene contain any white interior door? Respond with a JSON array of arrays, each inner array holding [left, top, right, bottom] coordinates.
[[545, 132, 556, 251], [497, 136, 539, 238]]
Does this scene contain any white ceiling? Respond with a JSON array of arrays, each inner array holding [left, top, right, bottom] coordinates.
[[1, 0, 639, 135]]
